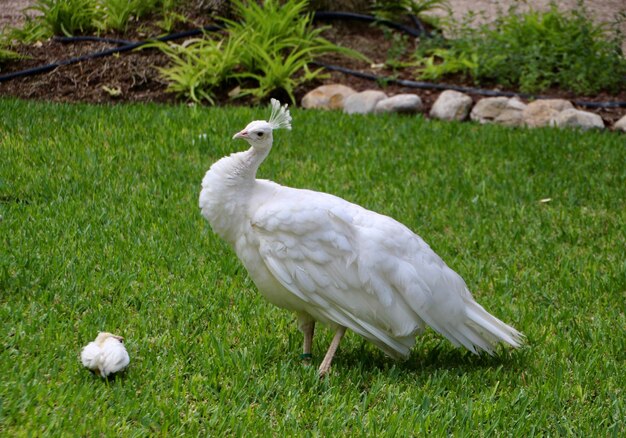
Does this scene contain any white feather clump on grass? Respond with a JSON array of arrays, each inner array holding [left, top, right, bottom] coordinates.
[[81, 332, 130, 378]]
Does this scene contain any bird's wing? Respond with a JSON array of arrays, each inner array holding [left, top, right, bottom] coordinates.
[[251, 186, 524, 356], [100, 339, 130, 376], [80, 342, 102, 370], [250, 188, 453, 358]]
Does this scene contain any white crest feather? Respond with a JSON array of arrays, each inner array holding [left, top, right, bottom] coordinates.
[[268, 99, 292, 131]]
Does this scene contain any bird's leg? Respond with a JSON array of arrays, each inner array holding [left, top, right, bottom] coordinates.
[[318, 326, 346, 377], [297, 314, 315, 363], [301, 320, 315, 363]]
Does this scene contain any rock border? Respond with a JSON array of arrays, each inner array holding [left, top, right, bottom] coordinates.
[[301, 85, 626, 133]]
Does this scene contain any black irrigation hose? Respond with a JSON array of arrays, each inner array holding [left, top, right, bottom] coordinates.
[[408, 14, 429, 38], [312, 62, 626, 109], [52, 35, 134, 45], [0, 25, 222, 83], [0, 12, 423, 84], [312, 61, 524, 96], [312, 11, 425, 38], [1, 12, 625, 109]]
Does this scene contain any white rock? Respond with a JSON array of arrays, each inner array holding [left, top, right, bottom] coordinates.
[[470, 97, 509, 122], [553, 109, 604, 130], [343, 90, 388, 115], [470, 97, 526, 126], [614, 115, 626, 132], [522, 99, 574, 127], [494, 111, 525, 126], [301, 84, 356, 110], [494, 98, 527, 127], [375, 94, 423, 113], [429, 90, 473, 121]]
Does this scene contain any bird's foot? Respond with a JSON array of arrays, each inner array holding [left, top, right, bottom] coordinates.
[[300, 353, 313, 366], [317, 363, 331, 378]]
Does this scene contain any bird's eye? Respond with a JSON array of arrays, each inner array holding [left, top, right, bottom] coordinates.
[[258, 132, 264, 137]]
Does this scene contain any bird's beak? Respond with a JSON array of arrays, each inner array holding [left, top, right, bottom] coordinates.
[[233, 130, 248, 140]]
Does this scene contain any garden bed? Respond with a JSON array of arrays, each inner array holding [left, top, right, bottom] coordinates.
[[1, 2, 625, 126]]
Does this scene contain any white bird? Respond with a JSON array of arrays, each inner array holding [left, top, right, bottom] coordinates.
[[199, 99, 523, 376], [81, 332, 130, 378]]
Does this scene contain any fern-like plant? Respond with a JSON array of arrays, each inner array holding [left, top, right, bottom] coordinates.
[[372, 0, 450, 25], [0, 46, 22, 69], [30, 0, 97, 36], [151, 35, 242, 104], [95, 0, 165, 32], [5, 0, 176, 40], [225, 0, 366, 101], [96, 0, 139, 32], [155, 0, 368, 104], [234, 40, 325, 103]]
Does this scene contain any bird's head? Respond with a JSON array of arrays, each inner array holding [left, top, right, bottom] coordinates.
[[232, 120, 274, 149], [232, 99, 291, 151], [95, 332, 124, 346]]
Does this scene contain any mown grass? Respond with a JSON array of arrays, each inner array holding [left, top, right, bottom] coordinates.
[[1, 98, 624, 435]]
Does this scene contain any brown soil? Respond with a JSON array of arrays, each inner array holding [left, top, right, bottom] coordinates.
[[1, 3, 625, 127], [0, 39, 175, 104]]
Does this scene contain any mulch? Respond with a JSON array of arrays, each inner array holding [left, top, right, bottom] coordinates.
[[1, 18, 625, 126]]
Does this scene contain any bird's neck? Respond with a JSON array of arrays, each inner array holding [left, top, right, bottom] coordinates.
[[214, 146, 269, 183], [200, 146, 270, 244]]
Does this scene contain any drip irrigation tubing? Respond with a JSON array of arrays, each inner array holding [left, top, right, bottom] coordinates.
[[310, 62, 626, 109], [1, 11, 625, 109], [312, 11, 425, 38], [0, 25, 223, 83], [52, 35, 135, 45]]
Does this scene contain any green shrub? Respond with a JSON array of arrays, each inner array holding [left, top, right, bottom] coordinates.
[[157, 8, 187, 33], [414, 3, 626, 94], [5, 0, 178, 40], [372, 0, 450, 23], [382, 28, 410, 70], [0, 47, 22, 68], [155, 0, 367, 104], [2, 16, 49, 44], [31, 0, 97, 36], [95, 0, 169, 32], [153, 36, 242, 104], [0, 33, 20, 65], [234, 41, 325, 102], [226, 0, 364, 102]]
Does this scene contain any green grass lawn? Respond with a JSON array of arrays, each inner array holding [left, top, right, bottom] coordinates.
[[1, 98, 624, 435]]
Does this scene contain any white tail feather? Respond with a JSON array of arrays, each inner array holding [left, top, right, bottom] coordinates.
[[461, 302, 524, 354], [268, 99, 292, 131]]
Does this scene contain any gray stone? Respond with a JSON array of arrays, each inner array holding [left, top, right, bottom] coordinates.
[[429, 90, 473, 121], [375, 94, 423, 113], [301, 84, 356, 110], [494, 98, 527, 127], [470, 97, 526, 126], [614, 115, 626, 132], [343, 90, 388, 115], [523, 99, 574, 127], [553, 109, 604, 130], [470, 97, 509, 122]]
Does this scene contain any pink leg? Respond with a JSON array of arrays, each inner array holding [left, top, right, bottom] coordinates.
[[318, 326, 346, 377]]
